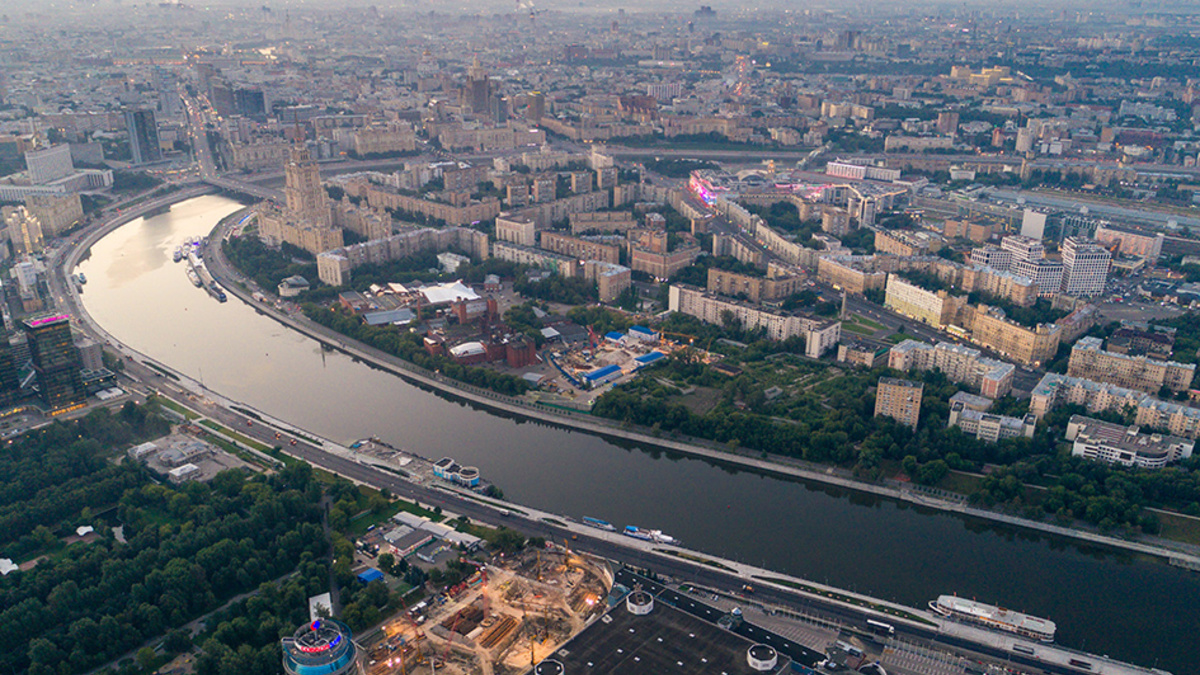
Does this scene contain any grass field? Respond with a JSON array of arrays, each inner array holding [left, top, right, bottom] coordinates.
[[1156, 510, 1200, 546]]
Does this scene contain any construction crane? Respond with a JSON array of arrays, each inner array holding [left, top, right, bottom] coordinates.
[[438, 610, 465, 673]]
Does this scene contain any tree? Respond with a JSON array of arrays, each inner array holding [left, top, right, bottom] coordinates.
[[136, 647, 157, 673], [377, 552, 396, 576]]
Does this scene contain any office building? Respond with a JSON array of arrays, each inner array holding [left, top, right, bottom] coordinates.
[[1060, 237, 1110, 297], [1000, 234, 1045, 264], [1066, 415, 1193, 469], [969, 246, 1012, 271], [0, 329, 19, 407], [1067, 336, 1194, 393], [875, 377, 923, 428], [23, 314, 85, 412], [282, 619, 360, 675], [948, 402, 1036, 443], [25, 145, 74, 185], [1012, 258, 1063, 296], [124, 109, 162, 165]]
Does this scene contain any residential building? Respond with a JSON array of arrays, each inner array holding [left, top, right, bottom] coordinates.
[[948, 402, 1036, 443], [1067, 336, 1194, 393], [884, 275, 966, 327], [963, 305, 1060, 367], [25, 193, 83, 237], [1107, 324, 1174, 358], [1066, 415, 1193, 469], [495, 214, 537, 247], [970, 246, 1012, 270], [706, 267, 803, 304], [817, 256, 887, 295], [583, 261, 632, 303], [259, 144, 344, 256], [875, 377, 923, 428], [316, 226, 488, 286], [493, 241, 579, 277], [668, 284, 840, 358], [540, 231, 621, 264], [4, 206, 44, 255], [944, 219, 994, 244], [837, 341, 888, 368], [888, 339, 1015, 398], [874, 229, 944, 257], [1093, 226, 1164, 263]]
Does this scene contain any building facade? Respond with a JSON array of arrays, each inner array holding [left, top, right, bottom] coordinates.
[[24, 314, 85, 413], [668, 284, 840, 358], [1067, 336, 1194, 393], [888, 339, 1015, 398], [875, 377, 923, 428], [1066, 415, 1193, 469], [1061, 237, 1111, 297], [948, 402, 1036, 443]]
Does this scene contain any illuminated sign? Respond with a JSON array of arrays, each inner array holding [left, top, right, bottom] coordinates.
[[28, 314, 70, 328], [295, 635, 341, 654]]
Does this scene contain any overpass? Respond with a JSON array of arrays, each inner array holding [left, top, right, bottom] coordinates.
[[201, 175, 282, 202]]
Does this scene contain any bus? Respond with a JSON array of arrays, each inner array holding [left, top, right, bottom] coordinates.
[[866, 619, 895, 636]]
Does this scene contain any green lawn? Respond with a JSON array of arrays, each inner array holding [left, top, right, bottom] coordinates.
[[153, 397, 199, 420], [851, 314, 885, 330], [347, 497, 443, 536], [1156, 510, 1200, 546], [841, 322, 878, 336], [884, 333, 908, 344]]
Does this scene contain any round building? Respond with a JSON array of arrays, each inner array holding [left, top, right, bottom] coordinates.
[[282, 619, 359, 675]]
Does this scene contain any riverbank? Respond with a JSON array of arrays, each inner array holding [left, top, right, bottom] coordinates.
[[200, 217, 1200, 570]]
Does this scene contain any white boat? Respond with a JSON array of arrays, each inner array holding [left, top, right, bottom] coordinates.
[[648, 530, 679, 545], [623, 526, 653, 541], [929, 595, 1055, 643]]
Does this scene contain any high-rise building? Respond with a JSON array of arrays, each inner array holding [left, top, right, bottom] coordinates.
[[875, 377, 923, 428], [235, 88, 266, 118], [23, 314, 85, 412], [124, 109, 162, 165], [466, 56, 491, 114], [284, 144, 331, 227], [282, 620, 360, 675], [4, 205, 45, 255], [0, 328, 19, 407], [1000, 234, 1045, 265], [527, 91, 545, 122], [25, 144, 74, 185], [936, 111, 960, 135], [1061, 237, 1110, 297]]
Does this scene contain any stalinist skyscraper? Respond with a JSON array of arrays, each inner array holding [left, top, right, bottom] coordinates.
[[284, 144, 331, 227], [258, 143, 341, 255]]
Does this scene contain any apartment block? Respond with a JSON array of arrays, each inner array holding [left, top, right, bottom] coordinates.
[[668, 284, 840, 358], [1067, 336, 1194, 393], [963, 305, 1060, 367], [874, 229, 945, 256], [1093, 226, 1164, 263], [630, 244, 702, 280], [495, 214, 537, 247], [569, 211, 639, 235], [944, 219, 994, 244], [317, 227, 488, 286], [583, 261, 632, 303], [540, 231, 621, 265], [884, 275, 966, 327], [817, 256, 888, 295], [706, 267, 803, 304], [493, 241, 579, 277], [838, 342, 888, 368], [875, 377, 924, 428], [888, 339, 1015, 398]]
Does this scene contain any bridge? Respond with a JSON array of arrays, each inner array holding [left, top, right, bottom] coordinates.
[[201, 176, 283, 202]]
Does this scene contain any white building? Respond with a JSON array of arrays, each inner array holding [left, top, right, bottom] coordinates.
[[948, 402, 1036, 443], [1061, 237, 1111, 297], [1066, 415, 1193, 469]]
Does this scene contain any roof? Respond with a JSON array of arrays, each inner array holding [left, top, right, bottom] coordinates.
[[421, 280, 480, 305], [550, 597, 782, 675], [629, 325, 657, 336], [585, 364, 622, 381], [356, 568, 385, 583], [605, 331, 625, 341], [634, 351, 666, 366], [450, 341, 486, 357], [282, 275, 310, 287], [363, 308, 416, 326]]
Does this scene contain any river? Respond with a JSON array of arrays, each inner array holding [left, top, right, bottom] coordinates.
[[76, 195, 1198, 672]]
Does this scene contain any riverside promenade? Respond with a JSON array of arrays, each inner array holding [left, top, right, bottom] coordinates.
[[198, 207, 1200, 571]]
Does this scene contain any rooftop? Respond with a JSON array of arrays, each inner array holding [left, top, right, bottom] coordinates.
[[544, 595, 783, 675]]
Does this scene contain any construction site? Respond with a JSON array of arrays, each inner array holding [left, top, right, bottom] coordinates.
[[362, 546, 612, 675]]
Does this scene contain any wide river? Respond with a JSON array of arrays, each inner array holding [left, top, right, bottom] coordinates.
[[77, 195, 1197, 672]]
